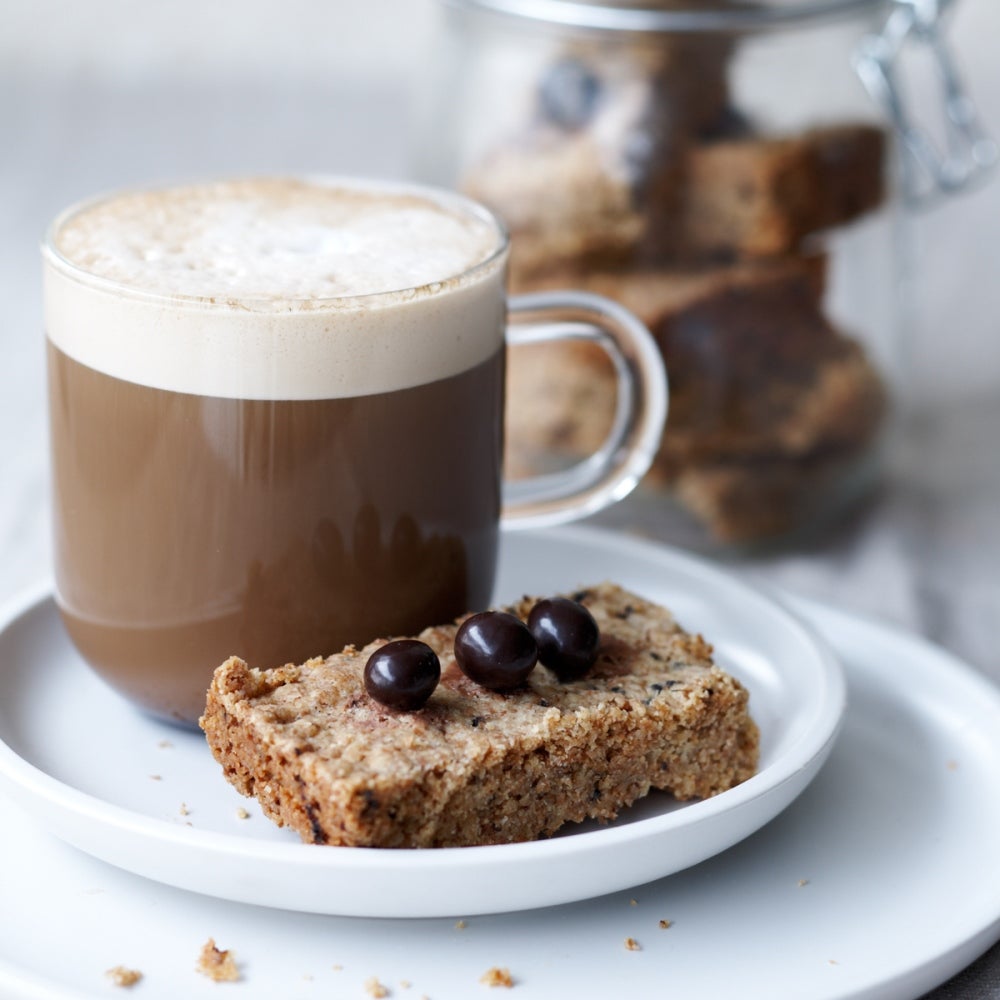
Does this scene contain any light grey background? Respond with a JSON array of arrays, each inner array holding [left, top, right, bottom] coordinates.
[[5, 0, 998, 654]]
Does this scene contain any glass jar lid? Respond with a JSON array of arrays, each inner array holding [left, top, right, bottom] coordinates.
[[445, 0, 887, 33]]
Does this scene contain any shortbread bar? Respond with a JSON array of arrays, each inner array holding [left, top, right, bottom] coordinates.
[[200, 583, 759, 848]]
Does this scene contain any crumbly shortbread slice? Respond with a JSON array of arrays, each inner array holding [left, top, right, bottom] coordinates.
[[200, 583, 758, 848], [677, 124, 887, 260]]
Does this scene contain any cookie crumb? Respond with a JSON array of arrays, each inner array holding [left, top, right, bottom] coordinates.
[[454, 919, 467, 930], [797, 879, 809, 887], [628, 898, 638, 906], [365, 976, 390, 997], [479, 967, 513, 988], [658, 919, 672, 929], [149, 774, 162, 781], [829, 959, 839, 966], [158, 740, 173, 749], [624, 937, 641, 951], [236, 807, 250, 820], [179, 802, 190, 816], [105, 966, 142, 987], [196, 938, 239, 982]]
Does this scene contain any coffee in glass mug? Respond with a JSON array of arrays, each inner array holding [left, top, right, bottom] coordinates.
[[43, 178, 666, 724]]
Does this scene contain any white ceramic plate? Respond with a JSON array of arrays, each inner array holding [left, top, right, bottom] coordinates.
[[1, 561, 998, 1000], [0, 526, 843, 918]]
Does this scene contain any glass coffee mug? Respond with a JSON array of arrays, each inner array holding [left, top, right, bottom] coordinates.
[[43, 177, 667, 725]]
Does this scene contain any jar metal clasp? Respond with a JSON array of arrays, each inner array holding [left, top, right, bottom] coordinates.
[[853, 0, 997, 207]]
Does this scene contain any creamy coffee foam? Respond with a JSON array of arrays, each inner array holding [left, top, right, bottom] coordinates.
[[53, 179, 501, 300], [44, 178, 507, 399]]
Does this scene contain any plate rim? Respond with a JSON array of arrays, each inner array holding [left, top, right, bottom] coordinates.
[[0, 529, 846, 881], [787, 594, 1000, 999], [0, 528, 846, 867], [1, 530, 999, 996]]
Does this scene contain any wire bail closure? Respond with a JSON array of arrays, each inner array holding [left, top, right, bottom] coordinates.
[[854, 0, 997, 207]]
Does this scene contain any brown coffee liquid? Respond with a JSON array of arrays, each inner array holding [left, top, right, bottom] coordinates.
[[48, 342, 505, 724]]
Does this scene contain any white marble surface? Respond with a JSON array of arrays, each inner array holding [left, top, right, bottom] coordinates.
[[1, 6, 999, 995]]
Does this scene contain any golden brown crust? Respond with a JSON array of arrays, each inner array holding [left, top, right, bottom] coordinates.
[[201, 583, 758, 848]]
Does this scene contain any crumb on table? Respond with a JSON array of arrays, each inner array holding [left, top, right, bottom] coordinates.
[[365, 976, 390, 997], [658, 919, 672, 929], [624, 937, 641, 951], [454, 919, 467, 930], [480, 967, 514, 988], [196, 938, 240, 982], [105, 966, 142, 987]]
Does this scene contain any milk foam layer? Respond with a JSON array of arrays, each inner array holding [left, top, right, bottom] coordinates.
[[44, 178, 507, 399]]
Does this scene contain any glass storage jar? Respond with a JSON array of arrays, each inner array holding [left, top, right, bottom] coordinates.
[[416, 0, 992, 548]]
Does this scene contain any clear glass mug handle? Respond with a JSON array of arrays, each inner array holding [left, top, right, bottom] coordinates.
[[501, 290, 668, 530]]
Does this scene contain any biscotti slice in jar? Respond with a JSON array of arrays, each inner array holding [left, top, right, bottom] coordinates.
[[675, 124, 887, 260], [200, 583, 759, 848]]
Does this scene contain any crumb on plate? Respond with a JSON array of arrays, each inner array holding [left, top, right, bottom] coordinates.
[[480, 967, 513, 988], [105, 966, 142, 987], [196, 938, 239, 982]]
